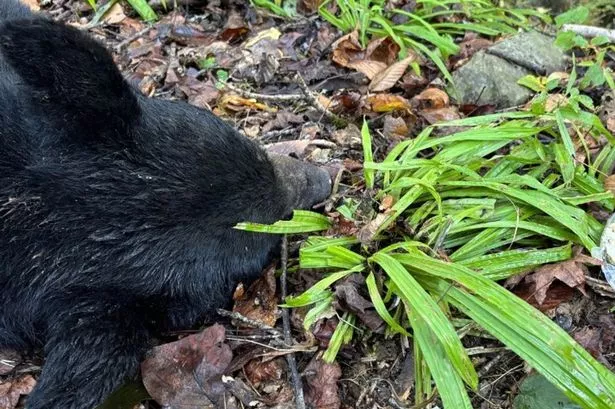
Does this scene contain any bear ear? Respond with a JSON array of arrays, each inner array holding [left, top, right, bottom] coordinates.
[[0, 18, 139, 143]]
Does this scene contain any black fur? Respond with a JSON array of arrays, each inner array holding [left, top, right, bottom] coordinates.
[[0, 2, 331, 408]]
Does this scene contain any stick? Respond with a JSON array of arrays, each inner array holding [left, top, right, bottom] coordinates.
[[562, 24, 615, 43], [114, 26, 153, 53], [224, 82, 304, 102], [294, 74, 347, 127], [280, 236, 306, 409], [216, 309, 282, 336]]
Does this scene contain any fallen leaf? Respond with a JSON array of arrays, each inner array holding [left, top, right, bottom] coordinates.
[[304, 356, 342, 409], [244, 358, 284, 386], [365, 37, 400, 66], [0, 375, 36, 409], [218, 94, 277, 114], [102, 2, 126, 25], [297, 0, 321, 13], [330, 124, 362, 148], [383, 115, 412, 141], [458, 37, 492, 59], [141, 325, 232, 408], [262, 112, 306, 133], [419, 106, 461, 124], [525, 258, 589, 305], [544, 93, 568, 113], [244, 28, 282, 48], [347, 60, 388, 80], [367, 94, 412, 113], [334, 277, 384, 332], [380, 195, 395, 211], [233, 264, 278, 327], [331, 31, 364, 68], [413, 87, 450, 109], [573, 327, 604, 360], [369, 56, 417, 92]]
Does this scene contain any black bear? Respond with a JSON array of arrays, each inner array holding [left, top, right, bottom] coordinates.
[[0, 1, 331, 408]]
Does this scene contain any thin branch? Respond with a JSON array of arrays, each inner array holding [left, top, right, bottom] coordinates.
[[280, 236, 307, 409], [562, 24, 615, 43]]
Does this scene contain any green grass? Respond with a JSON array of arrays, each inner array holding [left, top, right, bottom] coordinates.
[[238, 86, 615, 407], [318, 0, 550, 83]]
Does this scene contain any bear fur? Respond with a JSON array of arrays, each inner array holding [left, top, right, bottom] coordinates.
[[0, 2, 331, 408]]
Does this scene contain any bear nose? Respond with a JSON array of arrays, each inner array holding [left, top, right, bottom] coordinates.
[[267, 153, 332, 210], [302, 162, 332, 206]]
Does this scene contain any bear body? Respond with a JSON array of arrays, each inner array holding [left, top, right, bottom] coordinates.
[[0, 2, 331, 408]]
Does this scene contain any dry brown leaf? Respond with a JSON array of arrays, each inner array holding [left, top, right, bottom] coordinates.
[[545, 93, 569, 113], [369, 56, 416, 92], [244, 358, 284, 386], [347, 60, 388, 80], [0, 375, 36, 409], [297, 0, 322, 13], [420, 107, 461, 124], [304, 356, 342, 409], [367, 94, 412, 113], [330, 124, 362, 148], [527, 259, 588, 305], [380, 195, 394, 211], [102, 2, 126, 25], [365, 37, 400, 66], [218, 94, 277, 114], [233, 264, 278, 327], [383, 115, 412, 141], [141, 325, 232, 409], [458, 37, 492, 59], [331, 31, 363, 68], [413, 87, 450, 109]]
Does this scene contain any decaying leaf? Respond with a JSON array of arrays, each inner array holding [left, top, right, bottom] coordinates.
[[413, 87, 450, 109], [141, 325, 232, 408], [0, 375, 36, 409], [233, 264, 279, 327], [334, 276, 384, 332], [304, 355, 342, 409], [525, 256, 591, 305], [244, 358, 284, 386]]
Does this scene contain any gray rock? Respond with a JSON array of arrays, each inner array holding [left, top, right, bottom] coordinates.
[[449, 31, 567, 109], [488, 31, 566, 74], [449, 51, 533, 108]]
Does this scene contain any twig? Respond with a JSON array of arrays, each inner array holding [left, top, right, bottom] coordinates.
[[294, 73, 347, 127], [148, 0, 200, 8], [224, 82, 304, 102], [260, 128, 299, 142], [562, 24, 615, 43], [280, 236, 307, 409], [216, 309, 282, 336], [585, 276, 615, 298], [114, 26, 153, 53]]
